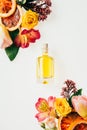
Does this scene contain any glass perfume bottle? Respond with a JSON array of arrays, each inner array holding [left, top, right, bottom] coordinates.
[[36, 43, 54, 84]]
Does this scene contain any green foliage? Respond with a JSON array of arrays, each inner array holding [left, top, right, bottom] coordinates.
[[40, 123, 57, 130], [45, 128, 57, 130], [9, 29, 19, 41], [41, 123, 45, 129], [5, 29, 19, 61], [5, 44, 19, 61], [16, 0, 34, 6], [16, 0, 26, 5], [68, 88, 82, 106]]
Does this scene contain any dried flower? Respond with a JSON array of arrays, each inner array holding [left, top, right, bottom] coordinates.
[[23, 0, 52, 21], [61, 80, 77, 100]]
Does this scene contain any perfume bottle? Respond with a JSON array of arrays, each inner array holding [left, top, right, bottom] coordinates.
[[36, 43, 54, 84]]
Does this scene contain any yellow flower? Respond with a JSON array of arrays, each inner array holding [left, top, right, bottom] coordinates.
[[54, 98, 72, 117], [22, 10, 38, 29]]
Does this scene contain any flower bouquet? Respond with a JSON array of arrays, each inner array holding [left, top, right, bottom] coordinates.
[[0, 0, 52, 61], [35, 80, 87, 130]]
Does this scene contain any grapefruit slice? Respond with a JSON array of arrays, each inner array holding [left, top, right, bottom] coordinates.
[[0, 24, 12, 48], [0, 0, 16, 17], [58, 112, 87, 130], [0, 5, 22, 31]]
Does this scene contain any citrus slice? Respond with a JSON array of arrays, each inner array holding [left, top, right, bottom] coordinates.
[[0, 5, 22, 31], [58, 112, 87, 130], [0, 24, 12, 48], [0, 0, 16, 17]]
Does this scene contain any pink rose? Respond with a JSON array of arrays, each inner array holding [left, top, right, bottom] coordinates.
[[72, 96, 87, 119]]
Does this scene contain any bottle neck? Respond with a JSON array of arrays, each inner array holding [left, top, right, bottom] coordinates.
[[42, 43, 48, 55], [43, 52, 48, 55]]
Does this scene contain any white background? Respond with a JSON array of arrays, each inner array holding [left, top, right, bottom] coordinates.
[[0, 0, 87, 129]]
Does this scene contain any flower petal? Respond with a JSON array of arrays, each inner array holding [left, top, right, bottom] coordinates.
[[14, 34, 21, 47], [14, 32, 29, 48], [35, 98, 49, 112], [72, 96, 87, 119], [46, 117, 56, 129], [35, 112, 48, 122], [21, 29, 29, 35], [22, 10, 38, 29], [54, 98, 72, 117], [27, 29, 40, 43], [48, 96, 56, 107], [0, 25, 12, 49]]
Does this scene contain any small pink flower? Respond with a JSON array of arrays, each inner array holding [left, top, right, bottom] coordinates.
[[35, 96, 56, 122], [72, 95, 87, 119]]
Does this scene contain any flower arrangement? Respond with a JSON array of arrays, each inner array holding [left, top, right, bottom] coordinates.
[[35, 80, 87, 130], [0, 0, 52, 61]]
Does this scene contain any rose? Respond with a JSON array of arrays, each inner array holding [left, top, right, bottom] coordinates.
[[72, 96, 87, 119], [22, 10, 38, 29], [54, 98, 72, 117]]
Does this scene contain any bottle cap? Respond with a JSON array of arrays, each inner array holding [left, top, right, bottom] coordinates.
[[42, 43, 48, 53]]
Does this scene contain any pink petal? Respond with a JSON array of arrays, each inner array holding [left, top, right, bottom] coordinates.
[[35, 98, 49, 112], [35, 112, 48, 122], [72, 96, 87, 119], [48, 96, 56, 107]]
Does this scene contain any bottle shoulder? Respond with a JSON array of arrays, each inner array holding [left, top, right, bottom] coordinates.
[[37, 55, 54, 60]]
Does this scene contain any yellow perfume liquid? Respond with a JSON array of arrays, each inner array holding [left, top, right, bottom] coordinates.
[[36, 44, 54, 84]]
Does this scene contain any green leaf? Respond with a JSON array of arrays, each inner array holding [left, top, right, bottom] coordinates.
[[68, 88, 82, 106], [9, 29, 19, 41], [41, 123, 45, 129], [40, 123, 57, 130], [45, 128, 57, 130], [5, 44, 19, 61], [16, 0, 27, 5], [74, 88, 82, 96], [5, 29, 19, 61]]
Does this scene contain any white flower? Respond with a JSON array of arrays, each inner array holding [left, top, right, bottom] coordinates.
[[46, 117, 56, 129]]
